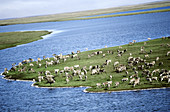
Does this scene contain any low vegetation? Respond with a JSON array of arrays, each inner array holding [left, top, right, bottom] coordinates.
[[0, 1, 170, 26], [75, 9, 170, 21], [0, 31, 51, 50], [2, 37, 170, 92]]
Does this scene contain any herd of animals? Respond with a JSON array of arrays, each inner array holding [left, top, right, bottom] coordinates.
[[2, 37, 170, 90]]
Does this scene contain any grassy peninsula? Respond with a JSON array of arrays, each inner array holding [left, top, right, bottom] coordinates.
[[0, 31, 51, 50], [2, 37, 170, 92], [0, 1, 170, 26]]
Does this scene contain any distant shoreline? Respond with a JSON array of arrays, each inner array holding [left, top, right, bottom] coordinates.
[[0, 1, 170, 26], [75, 9, 170, 21]]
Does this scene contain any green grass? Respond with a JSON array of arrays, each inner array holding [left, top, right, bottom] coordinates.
[[3, 37, 170, 92], [0, 1, 170, 26], [0, 31, 51, 50]]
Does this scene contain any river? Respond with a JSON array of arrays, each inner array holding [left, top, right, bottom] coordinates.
[[0, 12, 170, 111]]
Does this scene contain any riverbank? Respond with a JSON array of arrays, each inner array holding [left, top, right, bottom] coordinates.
[[75, 9, 170, 21], [1, 73, 169, 93], [0, 31, 52, 50], [2, 37, 170, 92], [0, 1, 170, 26]]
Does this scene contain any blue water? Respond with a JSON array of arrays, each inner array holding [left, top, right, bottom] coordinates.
[[81, 6, 170, 18], [0, 77, 169, 112], [0, 12, 170, 111]]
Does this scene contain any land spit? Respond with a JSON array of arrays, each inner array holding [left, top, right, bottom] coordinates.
[[1, 37, 170, 92]]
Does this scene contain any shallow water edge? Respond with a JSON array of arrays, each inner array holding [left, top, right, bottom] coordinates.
[[1, 73, 169, 94]]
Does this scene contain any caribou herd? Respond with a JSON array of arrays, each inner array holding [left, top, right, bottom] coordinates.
[[2, 37, 170, 90]]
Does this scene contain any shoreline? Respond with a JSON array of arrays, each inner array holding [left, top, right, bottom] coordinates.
[[1, 73, 169, 93], [0, 30, 64, 50], [41, 30, 64, 39], [83, 87, 170, 93], [8, 30, 65, 49], [0, 30, 52, 50], [0, 1, 170, 26], [74, 8, 170, 21], [1, 9, 170, 26], [1, 38, 170, 93]]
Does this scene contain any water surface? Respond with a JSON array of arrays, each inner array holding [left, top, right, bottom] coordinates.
[[0, 12, 170, 111], [0, 12, 170, 72], [0, 76, 169, 112]]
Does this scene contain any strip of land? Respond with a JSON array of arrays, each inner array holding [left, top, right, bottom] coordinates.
[[2, 37, 170, 92], [72, 9, 170, 21], [0, 31, 51, 50], [0, 1, 170, 26]]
